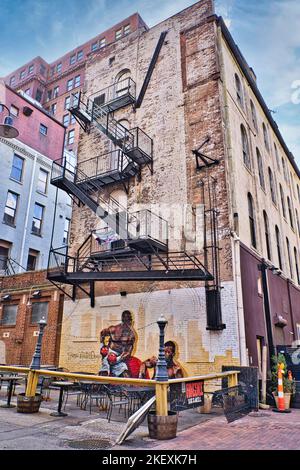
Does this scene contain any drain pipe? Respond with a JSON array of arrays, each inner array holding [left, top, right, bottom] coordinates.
[[232, 232, 248, 365]]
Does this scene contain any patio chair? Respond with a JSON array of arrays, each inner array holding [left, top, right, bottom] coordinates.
[[104, 385, 130, 422], [86, 383, 108, 414], [63, 382, 85, 410]]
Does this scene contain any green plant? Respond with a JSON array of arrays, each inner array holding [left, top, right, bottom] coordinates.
[[270, 353, 296, 395]]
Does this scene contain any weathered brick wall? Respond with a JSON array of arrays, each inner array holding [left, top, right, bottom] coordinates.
[[0, 270, 63, 366], [61, 1, 241, 375]]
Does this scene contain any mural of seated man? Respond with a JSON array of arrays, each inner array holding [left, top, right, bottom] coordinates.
[[139, 341, 184, 379], [99, 310, 149, 378]]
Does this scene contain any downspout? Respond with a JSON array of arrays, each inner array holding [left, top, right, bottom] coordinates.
[[232, 233, 248, 365], [260, 261, 275, 363], [216, 25, 247, 365], [19, 154, 37, 272]]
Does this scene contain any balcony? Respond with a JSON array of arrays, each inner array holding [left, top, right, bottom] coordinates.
[[76, 150, 138, 188], [90, 78, 136, 113], [127, 209, 168, 253]]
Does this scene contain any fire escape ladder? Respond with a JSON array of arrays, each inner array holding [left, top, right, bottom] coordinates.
[[135, 31, 168, 109]]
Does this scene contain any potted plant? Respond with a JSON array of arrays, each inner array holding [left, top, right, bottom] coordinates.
[[270, 353, 296, 410]]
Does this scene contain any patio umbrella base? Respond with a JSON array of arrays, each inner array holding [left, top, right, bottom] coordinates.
[[0, 404, 16, 408]]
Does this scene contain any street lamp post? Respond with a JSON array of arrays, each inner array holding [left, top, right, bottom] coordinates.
[[0, 104, 19, 139], [155, 314, 168, 382], [30, 316, 47, 370]]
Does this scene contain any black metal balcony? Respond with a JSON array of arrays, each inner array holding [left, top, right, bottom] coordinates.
[[127, 210, 168, 253], [90, 78, 136, 113], [77, 149, 138, 188]]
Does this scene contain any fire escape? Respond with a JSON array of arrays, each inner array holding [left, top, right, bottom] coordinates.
[[47, 35, 214, 304]]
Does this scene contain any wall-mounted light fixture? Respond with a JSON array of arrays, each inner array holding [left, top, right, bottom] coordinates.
[[0, 104, 19, 139]]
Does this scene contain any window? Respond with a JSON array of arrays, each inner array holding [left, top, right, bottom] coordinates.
[[294, 248, 300, 285], [248, 193, 256, 248], [32, 203, 44, 236], [287, 196, 294, 229], [0, 243, 10, 272], [74, 75, 81, 88], [31, 302, 49, 324], [77, 50, 83, 61], [56, 63, 62, 73], [282, 158, 288, 182], [99, 38, 106, 48], [296, 209, 300, 237], [63, 218, 70, 244], [37, 169, 48, 193], [10, 105, 19, 117], [263, 123, 270, 152], [268, 167, 276, 205], [63, 114, 70, 127], [67, 129, 75, 145], [3, 191, 18, 226], [297, 184, 300, 204], [40, 64, 46, 76], [70, 54, 76, 65], [47, 90, 52, 101], [64, 96, 71, 110], [286, 237, 293, 279], [53, 86, 59, 98], [27, 249, 39, 271], [20, 70, 26, 80], [124, 24, 131, 35], [263, 211, 272, 261], [91, 42, 98, 52], [10, 154, 24, 182], [39, 124, 48, 136], [35, 89, 43, 102], [67, 78, 73, 91], [25, 88, 31, 96], [235, 74, 244, 107], [50, 103, 56, 115], [115, 28, 123, 40], [28, 64, 34, 74], [274, 143, 280, 170], [70, 114, 76, 125], [279, 184, 286, 219], [50, 66, 55, 77], [256, 148, 265, 190], [0, 305, 18, 326], [275, 226, 283, 270], [10, 76, 16, 86], [109, 56, 115, 66], [250, 100, 257, 131], [297, 324, 300, 342], [94, 94, 105, 107], [241, 125, 251, 168]]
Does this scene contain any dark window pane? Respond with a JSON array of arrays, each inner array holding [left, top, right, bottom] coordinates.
[[31, 302, 49, 324], [1, 305, 18, 326]]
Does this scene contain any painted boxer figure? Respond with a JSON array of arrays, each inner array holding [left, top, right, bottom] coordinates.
[[139, 341, 183, 379]]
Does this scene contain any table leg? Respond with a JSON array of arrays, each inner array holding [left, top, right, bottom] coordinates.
[[0, 380, 16, 409], [50, 387, 68, 417]]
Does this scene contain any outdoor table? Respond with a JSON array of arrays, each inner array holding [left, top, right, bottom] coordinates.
[[50, 381, 75, 417], [0, 376, 21, 409], [121, 385, 155, 409]]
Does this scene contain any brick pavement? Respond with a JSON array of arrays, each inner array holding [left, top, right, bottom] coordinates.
[[147, 410, 300, 450]]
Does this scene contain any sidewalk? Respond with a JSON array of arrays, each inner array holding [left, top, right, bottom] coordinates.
[[0, 387, 300, 450]]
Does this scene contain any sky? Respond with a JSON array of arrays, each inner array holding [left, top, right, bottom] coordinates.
[[0, 0, 299, 164]]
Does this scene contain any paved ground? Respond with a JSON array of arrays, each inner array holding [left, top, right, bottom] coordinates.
[[0, 384, 300, 450]]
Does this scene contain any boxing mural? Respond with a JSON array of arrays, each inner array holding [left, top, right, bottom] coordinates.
[[99, 310, 183, 379]]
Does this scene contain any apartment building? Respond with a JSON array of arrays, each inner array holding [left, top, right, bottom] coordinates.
[[45, 0, 300, 377], [4, 14, 148, 155], [0, 81, 71, 274]]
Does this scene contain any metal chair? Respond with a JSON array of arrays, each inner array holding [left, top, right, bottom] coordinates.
[[86, 383, 108, 414], [104, 385, 130, 422]]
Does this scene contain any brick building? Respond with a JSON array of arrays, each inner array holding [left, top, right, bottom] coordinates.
[[46, 0, 300, 377], [0, 270, 63, 366], [4, 14, 148, 156]]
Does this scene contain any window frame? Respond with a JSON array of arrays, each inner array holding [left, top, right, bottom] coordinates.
[[3, 191, 19, 226], [37, 168, 49, 194], [10, 154, 24, 182], [32, 203, 44, 236]]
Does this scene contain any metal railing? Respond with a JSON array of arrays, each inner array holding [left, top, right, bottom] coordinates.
[[0, 365, 240, 418], [128, 209, 168, 247], [0, 256, 27, 276], [89, 77, 136, 107], [77, 149, 132, 180]]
